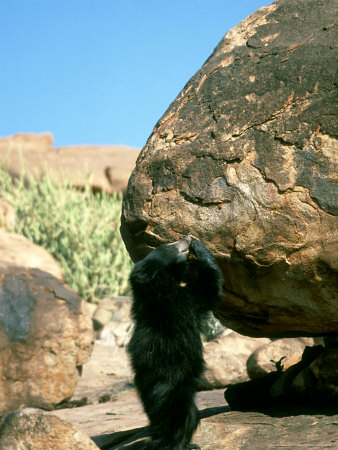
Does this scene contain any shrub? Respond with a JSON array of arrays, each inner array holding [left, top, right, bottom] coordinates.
[[0, 166, 132, 302]]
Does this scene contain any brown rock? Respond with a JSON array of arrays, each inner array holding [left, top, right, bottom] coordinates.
[[225, 345, 337, 409], [0, 263, 94, 415], [200, 332, 270, 389], [0, 408, 99, 450], [0, 229, 63, 280], [120, 0, 338, 337], [0, 132, 140, 193], [247, 338, 315, 379], [192, 409, 338, 450], [290, 348, 338, 401]]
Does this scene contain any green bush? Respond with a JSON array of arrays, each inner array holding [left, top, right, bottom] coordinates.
[[0, 166, 133, 302]]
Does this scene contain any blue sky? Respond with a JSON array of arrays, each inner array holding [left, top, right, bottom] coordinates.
[[0, 0, 270, 149]]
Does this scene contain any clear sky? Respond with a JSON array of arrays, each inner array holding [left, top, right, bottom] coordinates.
[[0, 0, 271, 149]]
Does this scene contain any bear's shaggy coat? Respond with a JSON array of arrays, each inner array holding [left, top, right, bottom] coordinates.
[[128, 237, 223, 449]]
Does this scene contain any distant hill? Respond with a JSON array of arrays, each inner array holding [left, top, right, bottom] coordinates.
[[0, 133, 140, 192]]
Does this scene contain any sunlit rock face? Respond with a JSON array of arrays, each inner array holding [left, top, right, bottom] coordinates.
[[0, 263, 94, 415], [121, 0, 338, 338]]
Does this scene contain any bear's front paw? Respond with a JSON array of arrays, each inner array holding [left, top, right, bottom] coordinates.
[[189, 238, 207, 257]]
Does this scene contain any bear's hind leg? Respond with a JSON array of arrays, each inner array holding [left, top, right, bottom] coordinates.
[[146, 384, 200, 449]]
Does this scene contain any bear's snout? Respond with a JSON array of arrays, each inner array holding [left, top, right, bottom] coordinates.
[[167, 237, 191, 255]]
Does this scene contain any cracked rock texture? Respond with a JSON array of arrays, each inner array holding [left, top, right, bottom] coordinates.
[[0, 263, 94, 416], [121, 0, 338, 338]]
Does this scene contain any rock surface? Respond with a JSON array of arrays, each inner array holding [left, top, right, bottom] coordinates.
[[50, 327, 337, 448], [191, 408, 338, 450], [53, 387, 338, 450], [246, 337, 319, 379], [225, 345, 338, 410], [0, 132, 139, 193], [278, 347, 338, 402], [0, 229, 63, 280], [121, 0, 338, 338], [0, 263, 94, 415], [200, 332, 270, 389], [53, 388, 228, 444], [0, 408, 99, 450], [69, 342, 132, 406]]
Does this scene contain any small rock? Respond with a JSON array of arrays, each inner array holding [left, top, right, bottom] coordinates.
[[225, 345, 338, 410], [199, 332, 270, 389], [94, 297, 132, 347], [93, 296, 131, 329], [247, 338, 316, 379], [0, 408, 99, 450]]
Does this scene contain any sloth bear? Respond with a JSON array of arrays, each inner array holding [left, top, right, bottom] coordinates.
[[127, 237, 223, 449]]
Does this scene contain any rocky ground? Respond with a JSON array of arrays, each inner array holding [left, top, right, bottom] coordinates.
[[50, 338, 337, 449]]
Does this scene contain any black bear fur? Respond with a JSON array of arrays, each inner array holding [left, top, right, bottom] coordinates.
[[127, 237, 223, 449]]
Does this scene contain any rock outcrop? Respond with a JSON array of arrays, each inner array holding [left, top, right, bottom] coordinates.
[[0, 262, 94, 415], [121, 0, 338, 338], [0, 133, 139, 192]]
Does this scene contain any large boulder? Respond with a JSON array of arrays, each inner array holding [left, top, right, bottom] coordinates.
[[0, 262, 94, 415], [121, 0, 338, 338], [0, 132, 139, 192]]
